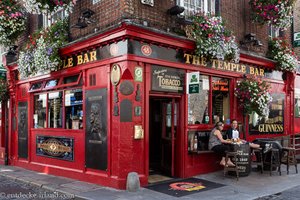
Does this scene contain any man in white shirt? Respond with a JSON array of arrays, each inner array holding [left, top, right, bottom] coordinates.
[[226, 119, 260, 148]]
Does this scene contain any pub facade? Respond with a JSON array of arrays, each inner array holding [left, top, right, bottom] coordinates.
[[1, 0, 298, 189]]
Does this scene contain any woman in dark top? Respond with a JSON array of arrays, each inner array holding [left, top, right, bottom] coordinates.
[[209, 121, 235, 166]]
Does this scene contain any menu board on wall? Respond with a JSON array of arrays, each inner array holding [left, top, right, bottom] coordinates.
[[249, 93, 284, 135]]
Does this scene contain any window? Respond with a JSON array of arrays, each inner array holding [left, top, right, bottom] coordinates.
[[296, 89, 300, 118], [268, 25, 284, 38], [34, 94, 47, 128], [30, 82, 44, 92], [43, 8, 68, 28], [33, 88, 83, 130], [65, 89, 83, 129], [212, 77, 230, 124], [93, 0, 101, 4], [45, 79, 59, 89], [187, 75, 231, 152], [48, 91, 63, 128], [63, 74, 79, 84], [177, 0, 216, 16], [188, 75, 209, 124]]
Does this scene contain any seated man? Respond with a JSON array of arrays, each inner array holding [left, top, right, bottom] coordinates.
[[226, 119, 260, 149]]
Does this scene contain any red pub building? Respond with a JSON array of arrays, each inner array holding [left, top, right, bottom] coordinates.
[[0, 0, 299, 189]]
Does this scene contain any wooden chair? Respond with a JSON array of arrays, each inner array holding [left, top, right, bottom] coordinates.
[[224, 151, 239, 180], [278, 135, 298, 174], [252, 148, 264, 173], [264, 148, 281, 176], [281, 147, 298, 174]]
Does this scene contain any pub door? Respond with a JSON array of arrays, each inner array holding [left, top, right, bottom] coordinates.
[[149, 97, 179, 178]]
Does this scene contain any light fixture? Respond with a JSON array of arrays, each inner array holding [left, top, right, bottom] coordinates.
[[167, 5, 185, 15], [72, 17, 88, 29], [72, 8, 95, 29], [240, 33, 263, 47]]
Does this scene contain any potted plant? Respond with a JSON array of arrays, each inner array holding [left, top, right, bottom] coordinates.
[[22, 0, 76, 15], [185, 13, 240, 63], [18, 19, 69, 79], [235, 77, 273, 118], [0, 0, 26, 47], [249, 0, 295, 29], [267, 37, 298, 72]]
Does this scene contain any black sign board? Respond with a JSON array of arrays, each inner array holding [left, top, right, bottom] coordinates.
[[36, 136, 74, 161], [85, 89, 108, 170], [151, 65, 185, 93], [120, 99, 132, 122], [249, 93, 284, 135], [18, 102, 28, 159]]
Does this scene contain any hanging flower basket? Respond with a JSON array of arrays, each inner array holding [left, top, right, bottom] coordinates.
[[267, 37, 298, 72], [22, 0, 76, 15], [249, 0, 295, 29], [185, 13, 239, 63], [235, 77, 272, 118], [18, 19, 69, 79], [0, 0, 26, 47]]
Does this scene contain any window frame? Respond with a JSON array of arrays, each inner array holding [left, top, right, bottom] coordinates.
[[177, 0, 216, 16], [29, 81, 46, 92], [187, 74, 232, 127], [33, 86, 83, 130], [42, 8, 69, 28], [29, 73, 82, 92]]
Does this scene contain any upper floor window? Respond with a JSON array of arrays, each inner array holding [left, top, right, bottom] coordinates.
[[268, 25, 284, 38], [93, 0, 101, 4], [177, 0, 216, 16], [43, 8, 68, 28]]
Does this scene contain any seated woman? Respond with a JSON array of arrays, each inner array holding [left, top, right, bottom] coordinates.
[[209, 121, 235, 166]]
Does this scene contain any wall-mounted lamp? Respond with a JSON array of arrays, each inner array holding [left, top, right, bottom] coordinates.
[[167, 5, 185, 15], [72, 9, 95, 29], [240, 33, 263, 47]]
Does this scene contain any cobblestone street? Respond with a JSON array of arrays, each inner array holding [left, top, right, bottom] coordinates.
[[0, 176, 76, 200], [254, 185, 300, 200]]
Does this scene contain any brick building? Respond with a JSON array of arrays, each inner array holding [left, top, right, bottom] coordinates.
[[0, 0, 299, 189]]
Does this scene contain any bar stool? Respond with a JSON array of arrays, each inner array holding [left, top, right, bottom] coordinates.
[[281, 147, 298, 174], [264, 148, 281, 176], [224, 151, 239, 181], [252, 148, 264, 174]]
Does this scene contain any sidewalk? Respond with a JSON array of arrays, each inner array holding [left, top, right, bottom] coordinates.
[[0, 165, 299, 200]]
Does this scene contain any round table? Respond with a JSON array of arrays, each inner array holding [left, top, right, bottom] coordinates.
[[229, 143, 251, 176]]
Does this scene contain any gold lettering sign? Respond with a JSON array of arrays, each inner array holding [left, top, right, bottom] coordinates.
[[62, 50, 98, 69], [37, 138, 71, 157], [258, 124, 284, 132], [184, 53, 265, 76]]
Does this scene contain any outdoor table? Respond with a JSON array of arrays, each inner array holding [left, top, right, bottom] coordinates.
[[229, 143, 251, 176]]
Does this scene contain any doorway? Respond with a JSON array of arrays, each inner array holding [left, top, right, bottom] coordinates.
[[149, 97, 180, 183]]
